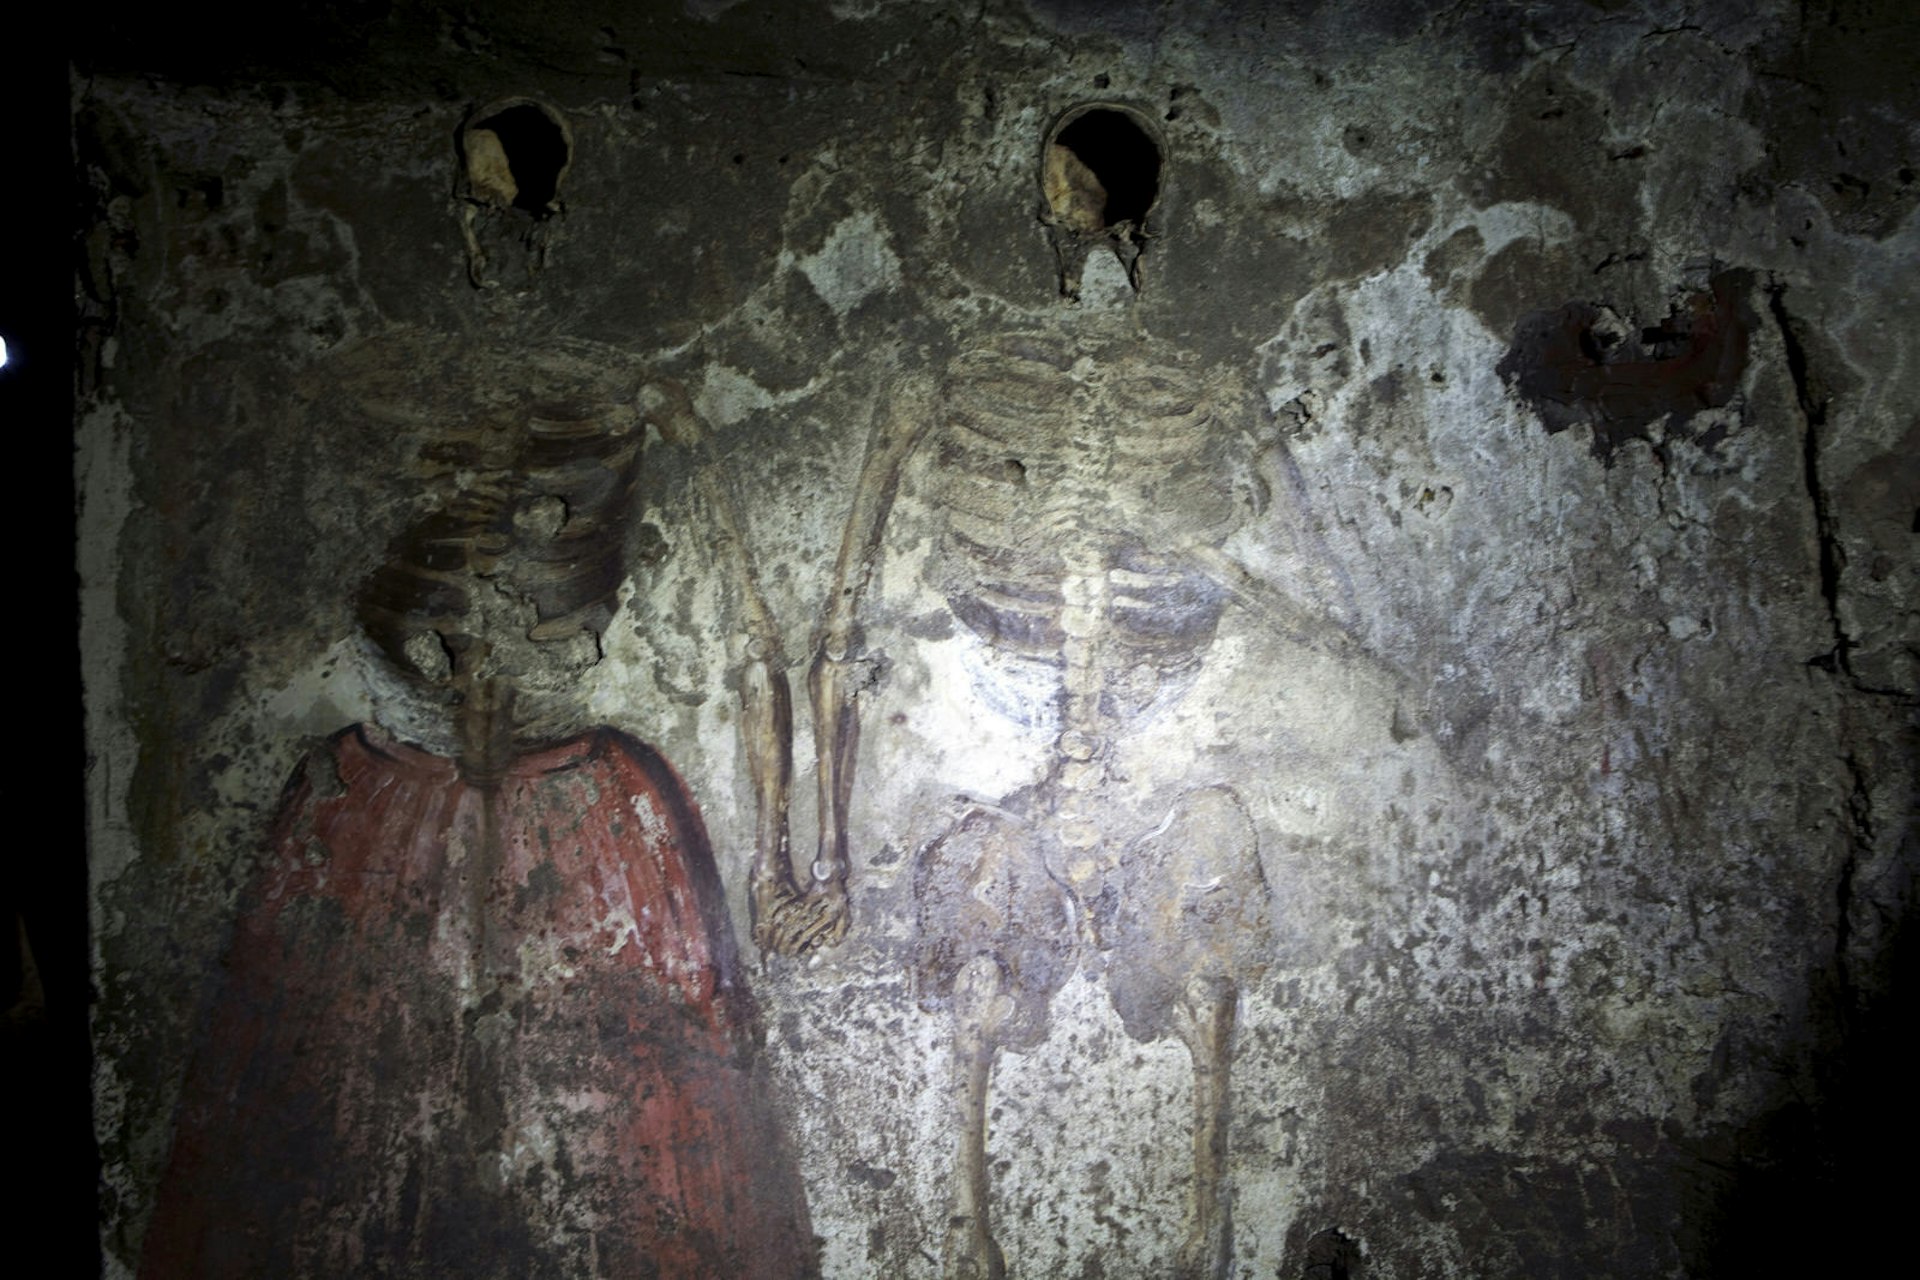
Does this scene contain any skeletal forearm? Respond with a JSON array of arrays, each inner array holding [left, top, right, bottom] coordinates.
[[807, 645, 859, 890], [739, 642, 796, 895]]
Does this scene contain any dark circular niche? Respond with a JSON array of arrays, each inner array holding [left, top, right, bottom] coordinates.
[[1302, 1227, 1364, 1279], [465, 98, 572, 215], [1044, 104, 1164, 231]]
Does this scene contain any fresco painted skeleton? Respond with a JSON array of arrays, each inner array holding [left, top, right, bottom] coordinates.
[[915, 333, 1308, 1280], [140, 337, 818, 1278], [786, 330, 1362, 1279], [702, 101, 1366, 1277]]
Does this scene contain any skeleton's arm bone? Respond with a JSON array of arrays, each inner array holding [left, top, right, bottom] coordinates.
[[739, 644, 801, 949], [1184, 542, 1410, 694], [815, 374, 936, 654], [639, 379, 800, 950], [808, 375, 937, 896], [637, 378, 784, 650], [807, 649, 860, 896]]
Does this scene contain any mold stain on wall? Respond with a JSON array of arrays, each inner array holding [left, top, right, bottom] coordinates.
[[74, 2, 1917, 1277]]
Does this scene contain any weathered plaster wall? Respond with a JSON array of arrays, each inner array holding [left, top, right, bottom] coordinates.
[[80, 2, 1915, 1276]]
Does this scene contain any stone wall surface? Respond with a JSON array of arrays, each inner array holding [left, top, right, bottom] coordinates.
[[78, 2, 1915, 1277]]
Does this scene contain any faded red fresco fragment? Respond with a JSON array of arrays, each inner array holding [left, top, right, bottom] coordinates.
[[141, 725, 815, 1279], [1499, 270, 1754, 463]]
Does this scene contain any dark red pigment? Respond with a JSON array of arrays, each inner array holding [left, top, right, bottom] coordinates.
[[1499, 270, 1753, 463], [140, 725, 815, 1279]]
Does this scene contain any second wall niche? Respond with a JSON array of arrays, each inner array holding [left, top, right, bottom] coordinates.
[[462, 97, 573, 214], [458, 96, 574, 287], [1040, 102, 1165, 296]]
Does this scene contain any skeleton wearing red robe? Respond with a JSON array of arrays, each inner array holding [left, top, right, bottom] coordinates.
[[140, 336, 815, 1279]]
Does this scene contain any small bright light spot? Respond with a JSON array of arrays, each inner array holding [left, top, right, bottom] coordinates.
[[0, 337, 9, 369]]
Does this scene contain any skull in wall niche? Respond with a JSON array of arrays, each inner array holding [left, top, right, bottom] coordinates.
[[456, 96, 573, 289]]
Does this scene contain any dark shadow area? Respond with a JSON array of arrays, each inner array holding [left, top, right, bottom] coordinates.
[[1301, 1226, 1364, 1279], [7, 29, 100, 1279], [1679, 841, 1919, 1275]]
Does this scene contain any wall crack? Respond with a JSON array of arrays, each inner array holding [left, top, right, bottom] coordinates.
[[1764, 279, 1854, 678]]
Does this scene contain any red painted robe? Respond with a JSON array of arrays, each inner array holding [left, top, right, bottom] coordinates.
[[140, 725, 815, 1279]]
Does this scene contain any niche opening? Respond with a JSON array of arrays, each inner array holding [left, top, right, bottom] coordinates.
[[1302, 1228, 1364, 1280], [1043, 104, 1163, 236], [1039, 102, 1165, 298], [462, 98, 573, 216]]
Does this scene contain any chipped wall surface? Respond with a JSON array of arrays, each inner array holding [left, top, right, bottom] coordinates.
[[77, 2, 1917, 1277]]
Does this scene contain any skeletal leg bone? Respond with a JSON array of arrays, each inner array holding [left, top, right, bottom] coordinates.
[[1171, 973, 1238, 1280], [915, 806, 1076, 1280], [947, 954, 1013, 1280], [1110, 787, 1270, 1280]]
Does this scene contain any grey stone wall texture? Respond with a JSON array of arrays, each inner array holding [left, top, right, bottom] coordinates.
[[78, 1, 1916, 1277]]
